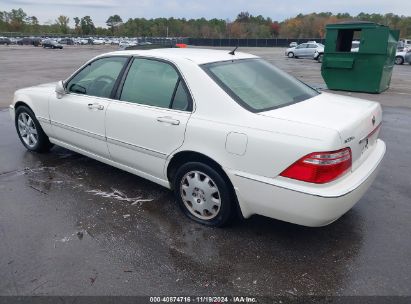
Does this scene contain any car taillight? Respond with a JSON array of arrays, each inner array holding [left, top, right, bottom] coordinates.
[[280, 148, 352, 184]]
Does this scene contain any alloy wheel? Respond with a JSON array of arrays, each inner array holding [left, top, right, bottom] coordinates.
[[17, 112, 38, 148]]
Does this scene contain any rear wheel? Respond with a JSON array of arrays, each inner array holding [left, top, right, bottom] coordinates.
[[15, 106, 52, 153], [395, 56, 404, 65], [317, 54, 324, 63], [173, 162, 234, 227]]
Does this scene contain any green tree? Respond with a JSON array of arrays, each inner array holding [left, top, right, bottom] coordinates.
[[73, 17, 81, 34], [106, 14, 123, 34], [9, 8, 27, 31], [80, 16, 95, 35], [56, 15, 70, 34], [27, 16, 39, 33]]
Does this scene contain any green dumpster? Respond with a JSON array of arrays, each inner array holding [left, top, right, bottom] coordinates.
[[321, 22, 399, 93]]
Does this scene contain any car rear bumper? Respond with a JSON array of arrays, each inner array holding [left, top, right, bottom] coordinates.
[[228, 139, 386, 227]]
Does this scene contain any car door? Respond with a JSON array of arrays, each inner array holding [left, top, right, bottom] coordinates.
[[106, 57, 192, 180], [49, 56, 129, 158], [294, 44, 307, 57]]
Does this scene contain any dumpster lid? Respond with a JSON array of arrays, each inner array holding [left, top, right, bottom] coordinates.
[[326, 21, 385, 30]]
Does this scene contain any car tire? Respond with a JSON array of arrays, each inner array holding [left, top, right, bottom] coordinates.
[[395, 56, 404, 65], [317, 54, 324, 63], [173, 162, 234, 227], [288, 52, 294, 58], [15, 106, 53, 153]]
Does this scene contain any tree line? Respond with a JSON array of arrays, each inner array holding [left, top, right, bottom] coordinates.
[[1, 8, 410, 38]]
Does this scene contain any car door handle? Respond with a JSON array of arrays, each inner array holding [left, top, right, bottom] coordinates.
[[88, 103, 104, 110], [156, 116, 180, 125]]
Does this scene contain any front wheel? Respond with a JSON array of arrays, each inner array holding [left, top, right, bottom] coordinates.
[[317, 54, 324, 63], [173, 162, 234, 227], [287, 52, 294, 58], [15, 106, 52, 152], [395, 56, 404, 65]]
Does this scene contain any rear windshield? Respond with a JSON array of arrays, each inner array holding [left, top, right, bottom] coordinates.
[[202, 58, 318, 112]]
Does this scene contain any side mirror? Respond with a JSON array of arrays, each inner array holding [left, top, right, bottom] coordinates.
[[55, 80, 66, 99]]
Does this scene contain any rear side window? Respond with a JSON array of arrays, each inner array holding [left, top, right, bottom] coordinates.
[[66, 56, 128, 98], [203, 58, 318, 112], [171, 81, 190, 111], [120, 58, 191, 111]]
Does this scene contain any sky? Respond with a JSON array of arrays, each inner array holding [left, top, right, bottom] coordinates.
[[3, 0, 410, 27]]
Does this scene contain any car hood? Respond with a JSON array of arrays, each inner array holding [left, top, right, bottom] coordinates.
[[258, 92, 382, 170], [16, 82, 58, 94], [32, 82, 58, 89]]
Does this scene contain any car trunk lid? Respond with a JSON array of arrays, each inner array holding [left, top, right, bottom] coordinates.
[[258, 92, 382, 171]]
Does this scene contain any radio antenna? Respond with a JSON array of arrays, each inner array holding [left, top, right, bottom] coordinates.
[[229, 46, 238, 55]]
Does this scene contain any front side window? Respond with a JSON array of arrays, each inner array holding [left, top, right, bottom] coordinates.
[[203, 59, 318, 112], [120, 58, 191, 111], [296, 44, 307, 49], [66, 56, 128, 98]]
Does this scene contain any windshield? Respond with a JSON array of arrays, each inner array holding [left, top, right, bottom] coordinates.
[[203, 58, 319, 112]]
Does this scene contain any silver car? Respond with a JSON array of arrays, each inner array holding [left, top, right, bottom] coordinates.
[[285, 42, 324, 58]]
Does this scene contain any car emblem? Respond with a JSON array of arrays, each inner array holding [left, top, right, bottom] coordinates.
[[372, 116, 376, 126]]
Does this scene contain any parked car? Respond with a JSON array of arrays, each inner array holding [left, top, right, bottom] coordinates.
[[399, 39, 411, 49], [285, 42, 324, 58], [76, 38, 89, 45], [0, 37, 11, 45], [9, 37, 18, 44], [42, 39, 63, 49], [314, 41, 360, 63], [289, 41, 297, 48], [17, 37, 42, 46], [59, 38, 74, 45], [9, 49, 385, 227], [92, 38, 105, 45], [119, 40, 137, 49], [395, 50, 408, 65]]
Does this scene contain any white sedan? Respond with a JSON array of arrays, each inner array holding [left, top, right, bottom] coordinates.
[[9, 48, 386, 227]]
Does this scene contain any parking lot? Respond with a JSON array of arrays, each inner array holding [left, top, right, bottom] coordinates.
[[0, 45, 411, 298]]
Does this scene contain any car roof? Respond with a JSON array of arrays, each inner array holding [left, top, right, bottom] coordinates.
[[102, 48, 258, 65]]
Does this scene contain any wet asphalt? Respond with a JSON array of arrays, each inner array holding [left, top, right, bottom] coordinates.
[[0, 46, 411, 298]]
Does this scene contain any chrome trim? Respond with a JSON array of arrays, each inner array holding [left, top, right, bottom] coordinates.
[[108, 98, 192, 114], [106, 137, 167, 159], [359, 122, 382, 144], [50, 120, 106, 141], [37, 116, 51, 124]]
